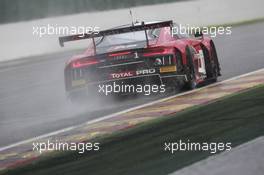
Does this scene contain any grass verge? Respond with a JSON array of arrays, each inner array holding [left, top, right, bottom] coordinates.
[[3, 85, 264, 175]]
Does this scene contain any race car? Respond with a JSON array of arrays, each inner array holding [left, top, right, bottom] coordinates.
[[59, 20, 221, 101]]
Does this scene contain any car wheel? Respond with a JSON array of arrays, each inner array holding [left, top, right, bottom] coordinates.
[[201, 44, 217, 82], [210, 42, 221, 82], [184, 46, 197, 90]]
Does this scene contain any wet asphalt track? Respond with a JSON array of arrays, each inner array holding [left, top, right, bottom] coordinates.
[[0, 22, 264, 147]]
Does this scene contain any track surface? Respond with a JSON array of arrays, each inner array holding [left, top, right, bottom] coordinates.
[[0, 22, 264, 147]]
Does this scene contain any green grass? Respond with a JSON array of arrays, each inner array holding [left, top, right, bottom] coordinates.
[[3, 85, 264, 175]]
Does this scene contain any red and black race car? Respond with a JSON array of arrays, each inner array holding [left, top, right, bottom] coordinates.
[[59, 20, 221, 101]]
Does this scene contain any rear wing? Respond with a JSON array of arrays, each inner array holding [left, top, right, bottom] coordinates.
[[58, 20, 173, 53]]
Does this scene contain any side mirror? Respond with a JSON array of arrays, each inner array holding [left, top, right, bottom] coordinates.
[[194, 31, 203, 38]]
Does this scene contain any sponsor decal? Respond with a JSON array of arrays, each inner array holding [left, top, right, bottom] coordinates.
[[136, 68, 156, 75], [160, 65, 177, 73], [195, 50, 206, 75], [110, 71, 135, 79], [112, 55, 129, 60], [109, 51, 139, 60], [110, 69, 156, 79]]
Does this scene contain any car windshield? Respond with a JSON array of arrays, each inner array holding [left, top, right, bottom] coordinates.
[[94, 29, 161, 54]]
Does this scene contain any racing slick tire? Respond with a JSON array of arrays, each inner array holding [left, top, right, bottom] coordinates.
[[183, 46, 197, 90], [210, 41, 221, 77], [201, 44, 217, 82]]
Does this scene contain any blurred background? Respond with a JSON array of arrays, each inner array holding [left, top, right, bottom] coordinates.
[[0, 0, 185, 24]]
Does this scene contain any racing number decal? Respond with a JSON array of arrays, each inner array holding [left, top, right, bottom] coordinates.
[[134, 51, 139, 59], [197, 50, 206, 75]]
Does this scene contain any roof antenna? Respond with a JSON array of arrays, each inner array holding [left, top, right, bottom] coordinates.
[[129, 9, 134, 26]]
